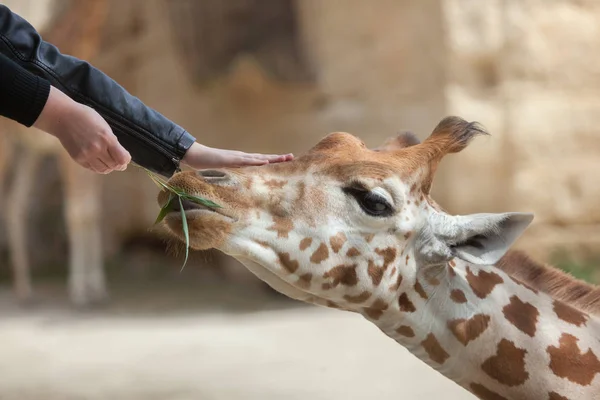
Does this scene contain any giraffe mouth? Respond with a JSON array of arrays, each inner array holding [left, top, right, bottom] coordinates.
[[171, 198, 210, 213], [166, 197, 236, 221]]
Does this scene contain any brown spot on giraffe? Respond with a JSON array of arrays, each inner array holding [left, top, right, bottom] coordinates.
[[296, 273, 312, 289], [404, 231, 412, 240], [293, 181, 306, 206], [398, 293, 416, 312], [390, 273, 403, 292], [299, 238, 312, 251], [343, 291, 372, 304], [469, 383, 508, 400], [277, 253, 299, 274], [450, 289, 467, 304], [502, 295, 539, 337], [405, 254, 410, 265], [326, 300, 340, 309], [323, 264, 358, 288], [376, 247, 397, 268], [346, 247, 361, 257], [367, 247, 398, 286], [300, 185, 327, 227], [421, 333, 449, 364], [553, 300, 588, 327], [424, 268, 441, 286], [447, 314, 491, 346], [367, 260, 385, 286], [414, 280, 428, 300], [268, 216, 294, 238], [310, 243, 329, 264], [329, 232, 347, 253], [395, 325, 415, 338], [547, 333, 600, 386], [307, 186, 327, 210], [264, 178, 287, 189], [482, 339, 529, 387], [363, 298, 388, 320], [362, 233, 375, 243], [548, 392, 570, 400], [466, 267, 504, 299]]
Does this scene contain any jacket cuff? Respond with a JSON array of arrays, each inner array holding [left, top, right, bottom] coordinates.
[[176, 130, 197, 156], [9, 67, 51, 127]]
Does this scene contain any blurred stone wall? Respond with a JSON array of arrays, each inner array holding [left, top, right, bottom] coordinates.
[[2, 0, 600, 266], [438, 0, 600, 259]]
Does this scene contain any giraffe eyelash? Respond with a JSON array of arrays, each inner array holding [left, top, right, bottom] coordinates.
[[342, 186, 394, 217]]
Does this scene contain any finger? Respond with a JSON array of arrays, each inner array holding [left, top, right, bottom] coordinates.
[[220, 155, 268, 167], [107, 140, 132, 169], [97, 152, 120, 172], [89, 158, 112, 174], [251, 153, 294, 163], [267, 154, 294, 163]]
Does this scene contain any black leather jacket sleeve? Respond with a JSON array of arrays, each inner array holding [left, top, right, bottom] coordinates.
[[0, 52, 51, 127], [0, 4, 196, 177]]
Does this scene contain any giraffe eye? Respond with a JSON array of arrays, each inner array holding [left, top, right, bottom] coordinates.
[[343, 187, 393, 217]]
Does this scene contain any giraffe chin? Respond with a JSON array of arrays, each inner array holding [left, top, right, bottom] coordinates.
[[163, 209, 234, 251]]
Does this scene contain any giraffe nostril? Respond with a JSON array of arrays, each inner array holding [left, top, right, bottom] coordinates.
[[199, 170, 227, 178], [197, 169, 229, 183]]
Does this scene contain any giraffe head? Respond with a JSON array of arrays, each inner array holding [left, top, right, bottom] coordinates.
[[158, 116, 533, 309]]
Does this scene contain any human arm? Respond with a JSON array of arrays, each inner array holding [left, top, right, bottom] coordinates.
[[0, 4, 293, 177], [181, 144, 293, 169], [0, 52, 130, 172], [0, 4, 192, 177]]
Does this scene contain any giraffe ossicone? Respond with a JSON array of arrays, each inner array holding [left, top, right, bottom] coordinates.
[[158, 116, 600, 400]]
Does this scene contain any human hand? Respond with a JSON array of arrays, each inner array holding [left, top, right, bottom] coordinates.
[[33, 86, 131, 173], [181, 142, 294, 170]]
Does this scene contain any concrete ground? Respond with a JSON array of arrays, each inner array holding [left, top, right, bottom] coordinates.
[[0, 280, 475, 400]]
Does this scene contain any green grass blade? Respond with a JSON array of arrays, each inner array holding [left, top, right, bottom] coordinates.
[[131, 163, 225, 272], [133, 164, 222, 209], [178, 196, 190, 272], [146, 170, 171, 190], [179, 193, 222, 209], [154, 192, 175, 225]]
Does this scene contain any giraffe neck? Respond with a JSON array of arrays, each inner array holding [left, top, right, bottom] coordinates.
[[362, 257, 600, 400]]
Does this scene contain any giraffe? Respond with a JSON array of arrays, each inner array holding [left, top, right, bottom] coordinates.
[[157, 116, 600, 400], [0, 0, 109, 306]]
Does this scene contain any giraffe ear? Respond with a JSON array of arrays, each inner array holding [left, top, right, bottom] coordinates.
[[416, 212, 534, 266], [373, 132, 421, 152], [446, 212, 534, 265]]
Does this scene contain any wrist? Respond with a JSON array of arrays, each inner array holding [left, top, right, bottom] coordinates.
[[181, 142, 207, 166], [33, 86, 77, 138]]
